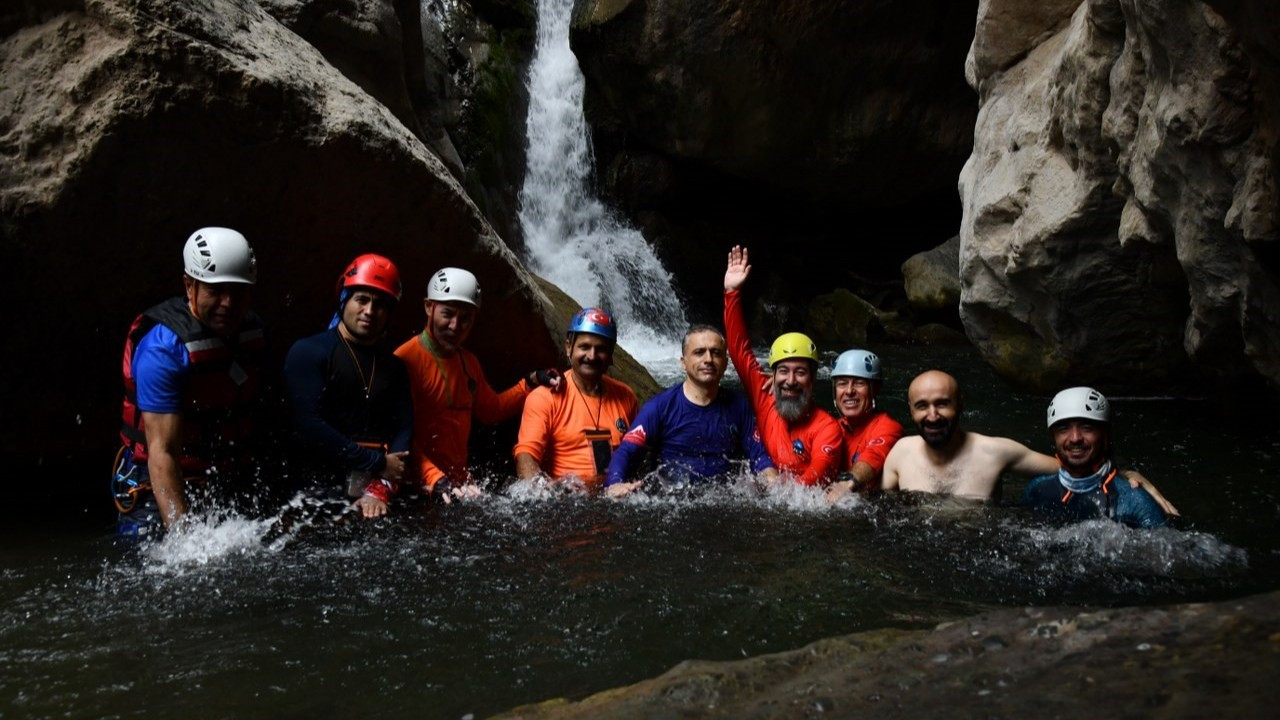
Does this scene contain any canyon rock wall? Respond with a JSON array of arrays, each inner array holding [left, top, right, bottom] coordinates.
[[959, 0, 1280, 392]]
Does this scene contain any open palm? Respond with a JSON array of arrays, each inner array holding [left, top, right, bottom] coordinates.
[[724, 245, 752, 291]]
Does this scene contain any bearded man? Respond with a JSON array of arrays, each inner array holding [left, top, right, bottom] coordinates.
[[881, 371, 1179, 517], [722, 246, 842, 485]]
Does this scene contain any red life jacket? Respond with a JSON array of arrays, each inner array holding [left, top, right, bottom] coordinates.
[[120, 296, 265, 475]]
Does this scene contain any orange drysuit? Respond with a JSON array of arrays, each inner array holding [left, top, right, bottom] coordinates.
[[395, 331, 529, 490]]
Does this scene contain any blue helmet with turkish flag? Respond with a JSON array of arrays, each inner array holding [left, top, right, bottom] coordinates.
[[567, 307, 617, 343]]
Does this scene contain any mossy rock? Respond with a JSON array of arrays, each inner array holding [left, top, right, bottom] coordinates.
[[805, 288, 881, 348]]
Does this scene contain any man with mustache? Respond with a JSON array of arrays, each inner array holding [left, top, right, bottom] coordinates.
[[604, 325, 776, 496], [115, 227, 265, 534], [824, 349, 903, 501], [515, 307, 638, 488], [396, 267, 562, 502], [882, 371, 1178, 514], [1023, 387, 1169, 528], [723, 246, 843, 486], [283, 254, 412, 519]]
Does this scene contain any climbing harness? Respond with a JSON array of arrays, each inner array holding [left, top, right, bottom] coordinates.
[[110, 445, 150, 514]]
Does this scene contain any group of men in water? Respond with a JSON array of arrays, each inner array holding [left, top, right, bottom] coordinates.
[[113, 231, 1175, 537]]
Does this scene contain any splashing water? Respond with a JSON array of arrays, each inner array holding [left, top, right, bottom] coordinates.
[[518, 0, 688, 361]]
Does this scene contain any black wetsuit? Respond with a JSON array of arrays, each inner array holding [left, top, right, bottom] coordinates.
[[283, 328, 412, 487]]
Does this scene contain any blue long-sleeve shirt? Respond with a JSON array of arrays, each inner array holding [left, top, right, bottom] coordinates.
[[1024, 471, 1169, 529], [283, 329, 412, 474], [606, 384, 773, 486]]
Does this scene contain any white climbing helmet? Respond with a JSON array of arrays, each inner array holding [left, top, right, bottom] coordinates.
[[427, 267, 481, 307], [182, 227, 257, 284], [832, 349, 881, 380], [1046, 386, 1111, 428]]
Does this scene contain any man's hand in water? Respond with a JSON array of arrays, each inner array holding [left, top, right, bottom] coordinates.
[[605, 481, 642, 498], [724, 245, 752, 292], [1125, 470, 1180, 517], [356, 495, 388, 518]]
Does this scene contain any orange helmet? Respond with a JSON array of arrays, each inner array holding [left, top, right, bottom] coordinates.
[[338, 254, 402, 301]]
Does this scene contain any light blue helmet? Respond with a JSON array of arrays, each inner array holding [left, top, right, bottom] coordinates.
[[832, 349, 881, 381]]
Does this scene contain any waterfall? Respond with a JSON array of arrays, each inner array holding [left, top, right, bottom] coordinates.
[[517, 0, 688, 362]]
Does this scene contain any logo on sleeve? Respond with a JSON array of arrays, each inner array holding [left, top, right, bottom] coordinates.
[[869, 437, 885, 446], [616, 418, 630, 434], [820, 444, 837, 456], [622, 425, 647, 446]]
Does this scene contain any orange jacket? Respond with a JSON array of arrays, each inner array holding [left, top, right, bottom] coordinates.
[[395, 332, 529, 489], [514, 370, 638, 488]]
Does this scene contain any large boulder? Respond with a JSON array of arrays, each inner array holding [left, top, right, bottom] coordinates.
[[959, 0, 1280, 393], [570, 0, 980, 321], [902, 235, 962, 312], [0, 0, 649, 468], [494, 589, 1280, 718]]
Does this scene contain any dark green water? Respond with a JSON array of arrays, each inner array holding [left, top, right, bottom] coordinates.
[[3, 347, 1277, 719]]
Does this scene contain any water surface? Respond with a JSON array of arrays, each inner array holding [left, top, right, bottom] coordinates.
[[3, 347, 1277, 719]]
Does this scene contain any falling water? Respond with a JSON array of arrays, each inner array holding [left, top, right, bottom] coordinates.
[[517, 0, 688, 361]]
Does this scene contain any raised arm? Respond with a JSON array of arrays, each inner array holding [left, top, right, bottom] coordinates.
[[724, 245, 751, 291]]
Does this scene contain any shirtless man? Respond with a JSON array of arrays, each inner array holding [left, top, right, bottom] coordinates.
[[880, 370, 1048, 498], [881, 370, 1178, 514]]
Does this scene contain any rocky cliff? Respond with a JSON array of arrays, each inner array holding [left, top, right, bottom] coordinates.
[[959, 0, 1280, 392], [0, 0, 655, 469]]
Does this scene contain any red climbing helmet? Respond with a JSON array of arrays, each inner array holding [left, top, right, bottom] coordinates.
[[338, 254, 402, 301]]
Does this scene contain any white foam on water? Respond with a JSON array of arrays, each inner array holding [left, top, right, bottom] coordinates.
[[142, 511, 274, 573], [1014, 519, 1249, 578], [518, 0, 688, 358]]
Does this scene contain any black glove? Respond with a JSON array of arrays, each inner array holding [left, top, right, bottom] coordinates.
[[429, 476, 456, 502], [526, 368, 562, 390]]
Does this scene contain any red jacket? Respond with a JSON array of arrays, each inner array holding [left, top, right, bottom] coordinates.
[[724, 290, 843, 485]]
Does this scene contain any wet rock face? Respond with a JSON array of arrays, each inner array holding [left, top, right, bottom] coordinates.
[[959, 0, 1280, 392], [569, 0, 980, 319], [495, 590, 1280, 718], [0, 0, 622, 461]]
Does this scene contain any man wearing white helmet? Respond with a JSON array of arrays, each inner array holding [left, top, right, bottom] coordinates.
[[824, 349, 904, 501], [1023, 387, 1169, 528], [395, 267, 561, 502], [723, 246, 843, 486], [115, 227, 265, 532], [881, 371, 1178, 515]]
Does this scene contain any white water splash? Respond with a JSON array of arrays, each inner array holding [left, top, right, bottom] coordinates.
[[142, 512, 274, 572], [518, 0, 688, 362], [1018, 520, 1249, 578]]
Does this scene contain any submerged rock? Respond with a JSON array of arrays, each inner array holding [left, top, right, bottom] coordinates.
[[495, 590, 1280, 718], [959, 0, 1280, 393]]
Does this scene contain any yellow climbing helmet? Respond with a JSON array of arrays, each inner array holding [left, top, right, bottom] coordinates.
[[768, 332, 819, 367]]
